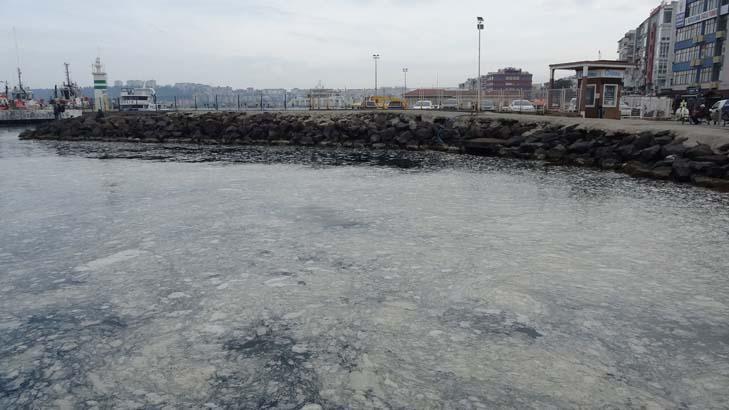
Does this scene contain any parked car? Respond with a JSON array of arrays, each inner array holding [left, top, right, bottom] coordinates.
[[710, 99, 729, 116], [386, 99, 406, 110], [480, 99, 496, 111], [441, 99, 459, 111], [620, 102, 633, 117], [363, 99, 378, 109], [412, 100, 434, 110], [568, 98, 577, 112], [509, 100, 536, 113]]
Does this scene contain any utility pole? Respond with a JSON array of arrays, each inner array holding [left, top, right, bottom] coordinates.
[[477, 17, 484, 113], [402, 68, 408, 99], [373, 54, 380, 97]]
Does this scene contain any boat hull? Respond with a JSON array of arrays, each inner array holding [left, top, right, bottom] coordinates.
[[0, 109, 82, 125]]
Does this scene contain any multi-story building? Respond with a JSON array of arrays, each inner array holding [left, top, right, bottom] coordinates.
[[619, 2, 677, 95], [618, 30, 639, 90], [460, 68, 533, 92], [482, 68, 533, 93], [671, 0, 729, 98]]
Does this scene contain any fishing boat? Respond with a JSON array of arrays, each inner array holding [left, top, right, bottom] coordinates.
[[0, 29, 82, 124], [0, 66, 82, 124]]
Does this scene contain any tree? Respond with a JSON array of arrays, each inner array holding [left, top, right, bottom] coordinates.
[[552, 78, 574, 89]]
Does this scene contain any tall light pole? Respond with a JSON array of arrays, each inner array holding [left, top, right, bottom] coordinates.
[[373, 54, 380, 97], [402, 68, 408, 98], [477, 17, 484, 113]]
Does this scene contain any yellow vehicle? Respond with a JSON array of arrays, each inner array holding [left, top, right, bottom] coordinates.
[[358, 96, 407, 110]]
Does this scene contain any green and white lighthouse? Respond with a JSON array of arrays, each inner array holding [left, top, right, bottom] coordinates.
[[92, 57, 109, 111]]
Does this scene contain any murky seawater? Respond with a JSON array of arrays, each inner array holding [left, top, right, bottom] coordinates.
[[1, 127, 728, 409]]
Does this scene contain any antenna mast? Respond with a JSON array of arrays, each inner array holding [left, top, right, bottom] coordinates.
[[64, 63, 72, 87], [13, 27, 24, 91]]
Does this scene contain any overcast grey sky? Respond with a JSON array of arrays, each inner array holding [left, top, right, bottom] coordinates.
[[3, 0, 660, 89]]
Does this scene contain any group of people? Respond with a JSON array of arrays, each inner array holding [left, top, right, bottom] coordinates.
[[676, 99, 726, 126], [51, 100, 66, 120]]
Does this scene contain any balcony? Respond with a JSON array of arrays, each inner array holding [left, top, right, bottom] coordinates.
[[701, 81, 720, 89], [691, 58, 703, 67], [714, 56, 723, 64], [693, 35, 705, 43], [716, 31, 726, 39]]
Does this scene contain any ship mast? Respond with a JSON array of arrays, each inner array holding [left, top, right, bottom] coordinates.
[[64, 63, 72, 87], [13, 27, 25, 93]]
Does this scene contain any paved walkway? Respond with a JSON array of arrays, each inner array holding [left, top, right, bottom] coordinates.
[[473, 112, 729, 149]]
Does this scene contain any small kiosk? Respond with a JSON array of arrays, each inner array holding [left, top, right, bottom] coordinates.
[[549, 60, 633, 120]]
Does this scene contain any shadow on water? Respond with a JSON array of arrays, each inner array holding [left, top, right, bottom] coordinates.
[[45, 141, 437, 170]]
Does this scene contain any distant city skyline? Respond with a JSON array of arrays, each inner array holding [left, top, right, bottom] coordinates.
[[5, 0, 663, 90]]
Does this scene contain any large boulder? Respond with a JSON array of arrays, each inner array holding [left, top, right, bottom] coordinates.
[[567, 140, 594, 154], [633, 132, 654, 150], [691, 176, 729, 190], [639, 145, 663, 162], [662, 143, 688, 158], [685, 143, 714, 159], [672, 159, 692, 182]]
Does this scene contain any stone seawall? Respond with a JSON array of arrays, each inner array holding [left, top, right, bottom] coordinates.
[[19, 111, 729, 190]]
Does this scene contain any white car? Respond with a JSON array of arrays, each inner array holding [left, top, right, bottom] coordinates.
[[509, 100, 536, 113], [710, 99, 729, 115], [568, 98, 577, 112], [412, 100, 434, 110], [620, 102, 633, 117]]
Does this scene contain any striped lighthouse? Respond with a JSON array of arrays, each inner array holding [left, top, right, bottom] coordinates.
[[92, 57, 109, 112]]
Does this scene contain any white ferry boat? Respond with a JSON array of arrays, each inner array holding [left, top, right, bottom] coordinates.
[[119, 87, 157, 111]]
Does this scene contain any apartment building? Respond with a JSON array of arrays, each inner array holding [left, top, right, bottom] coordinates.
[[618, 2, 677, 95], [670, 0, 729, 97]]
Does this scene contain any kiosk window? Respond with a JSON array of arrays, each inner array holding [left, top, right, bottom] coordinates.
[[585, 85, 596, 107], [603, 85, 618, 107]]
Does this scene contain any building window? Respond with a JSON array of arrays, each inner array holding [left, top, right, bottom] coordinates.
[[603, 85, 618, 107], [708, 0, 718, 11], [676, 23, 702, 42], [672, 70, 698, 85], [664, 10, 672, 24], [689, 1, 703, 17], [705, 19, 717, 35], [585, 85, 596, 108], [658, 61, 668, 76], [700, 69, 713, 83], [660, 42, 670, 58], [675, 45, 701, 62], [702, 43, 715, 58]]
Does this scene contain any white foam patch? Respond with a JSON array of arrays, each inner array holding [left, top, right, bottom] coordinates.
[[75, 249, 147, 272], [264, 277, 293, 287]]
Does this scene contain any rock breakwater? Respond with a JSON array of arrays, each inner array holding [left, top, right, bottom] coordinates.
[[19, 111, 729, 190]]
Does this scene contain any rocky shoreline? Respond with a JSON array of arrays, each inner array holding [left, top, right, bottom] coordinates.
[[19, 111, 729, 190]]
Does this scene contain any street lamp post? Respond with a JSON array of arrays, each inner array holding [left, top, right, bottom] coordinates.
[[402, 68, 408, 99], [477, 17, 484, 113], [373, 54, 380, 97]]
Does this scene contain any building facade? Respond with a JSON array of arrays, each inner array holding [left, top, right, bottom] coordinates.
[[618, 2, 677, 95], [460, 68, 533, 95], [482, 68, 533, 93], [618, 30, 639, 90], [671, 0, 729, 97]]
